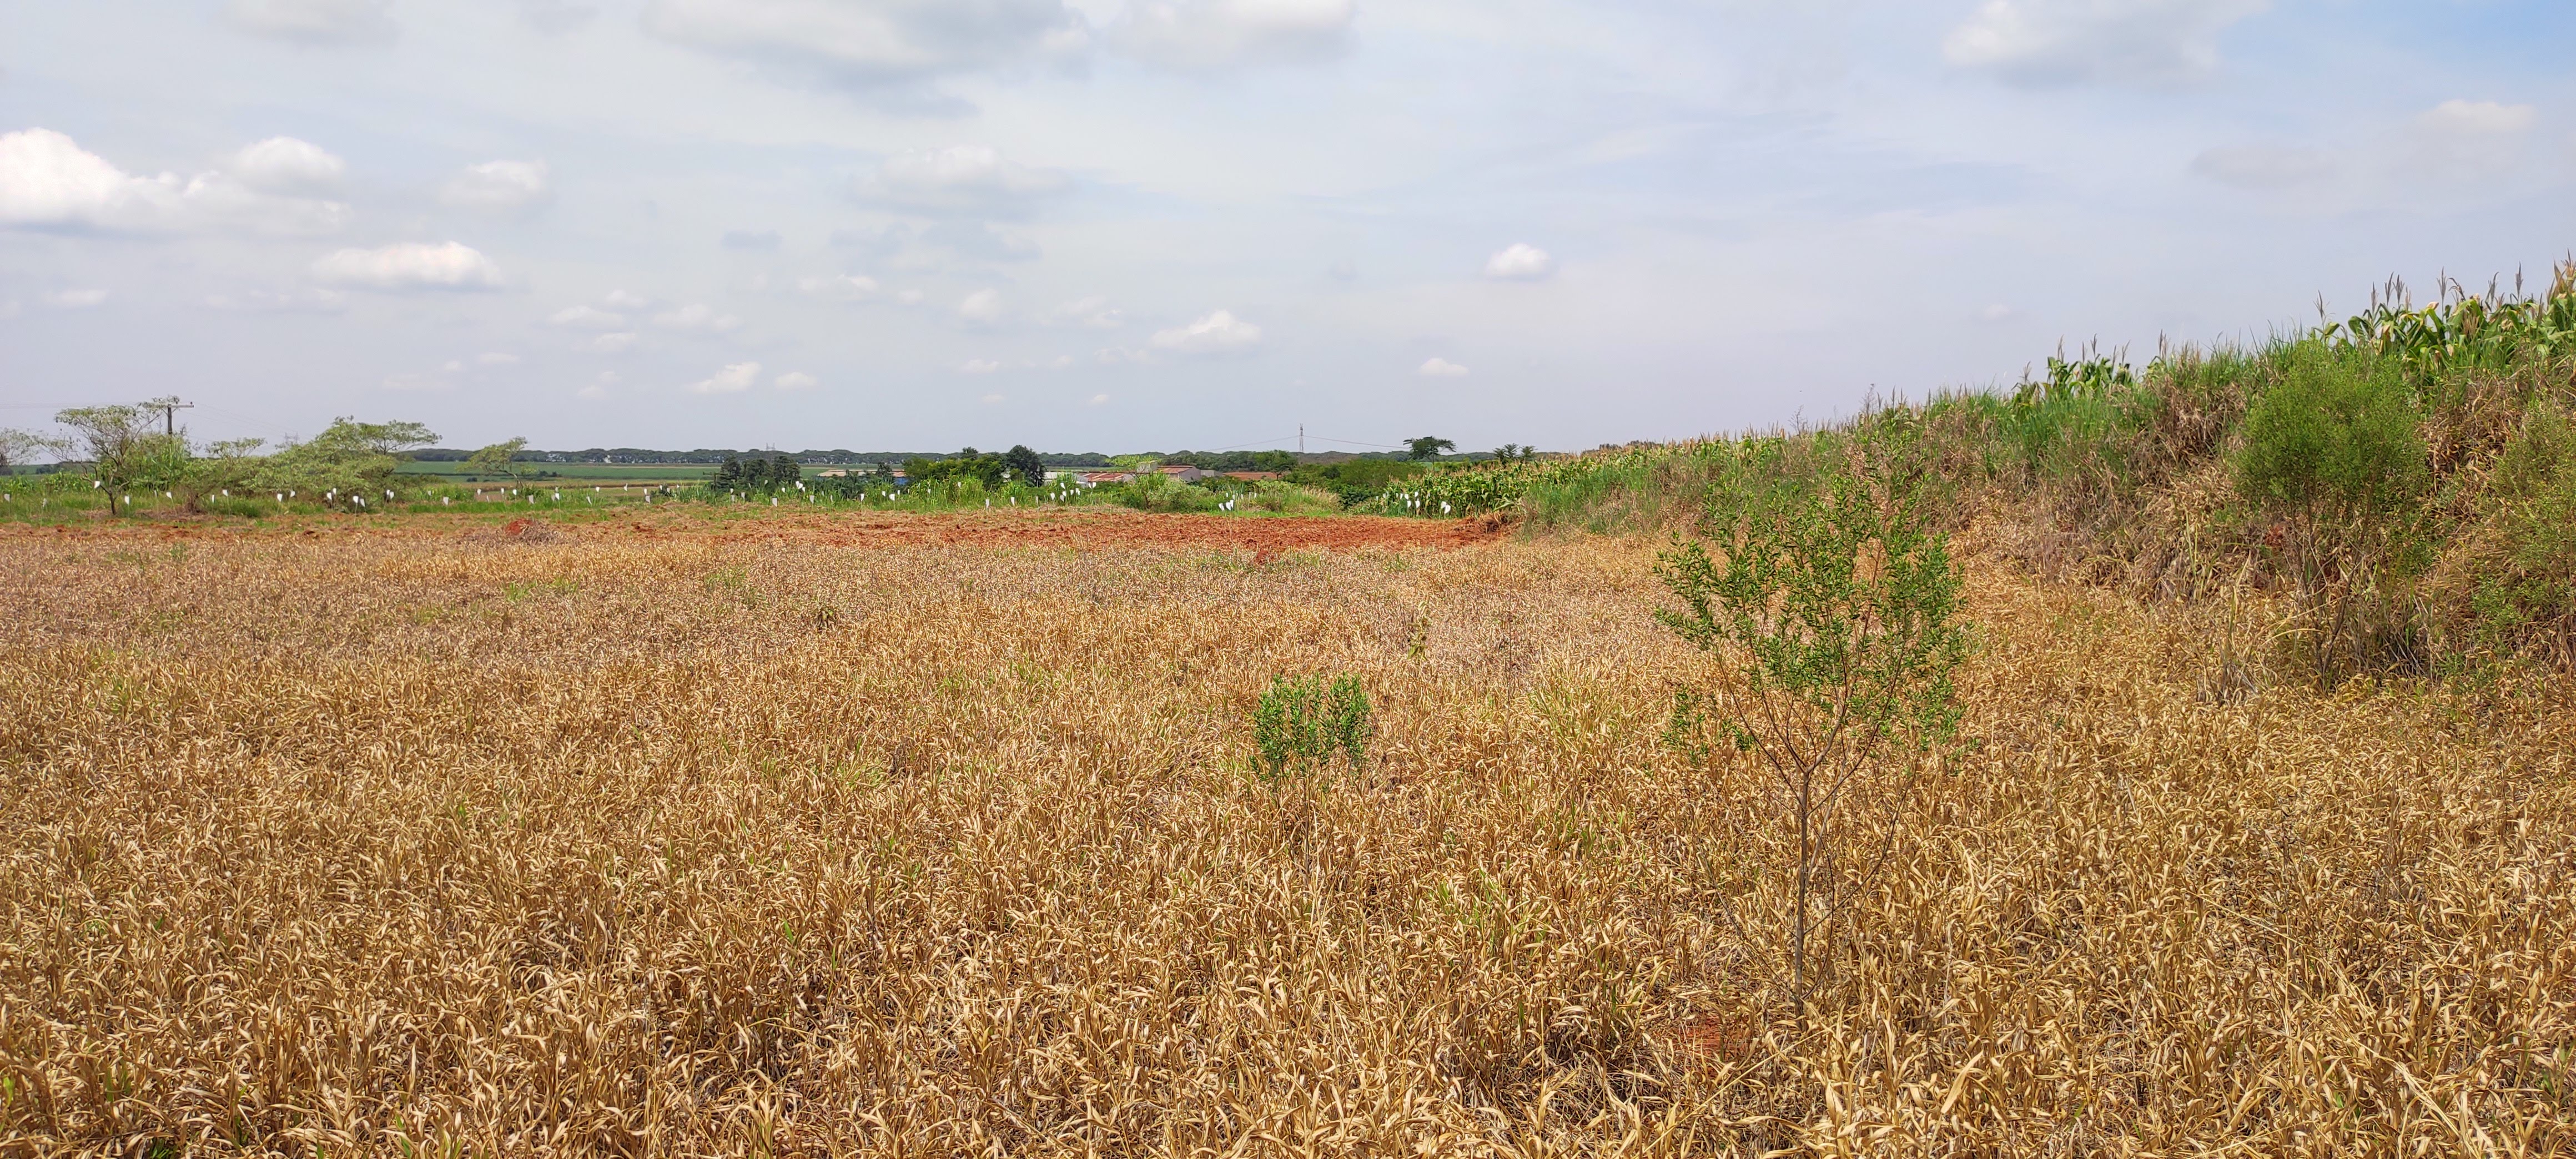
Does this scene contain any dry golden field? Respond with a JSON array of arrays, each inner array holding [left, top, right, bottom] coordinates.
[[2, 511, 2572, 1156]]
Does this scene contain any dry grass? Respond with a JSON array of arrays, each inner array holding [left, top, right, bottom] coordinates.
[[1, 515, 2571, 1156]]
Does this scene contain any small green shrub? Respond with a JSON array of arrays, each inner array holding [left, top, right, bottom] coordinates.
[[2235, 344, 2429, 684], [1251, 674, 1372, 784], [1657, 449, 1967, 1008], [2468, 400, 2576, 660], [1116, 473, 1222, 513]]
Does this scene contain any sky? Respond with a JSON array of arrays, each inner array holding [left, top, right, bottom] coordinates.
[[2, 1, 2572, 455]]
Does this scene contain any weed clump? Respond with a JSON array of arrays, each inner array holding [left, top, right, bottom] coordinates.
[[1250, 673, 1372, 784]]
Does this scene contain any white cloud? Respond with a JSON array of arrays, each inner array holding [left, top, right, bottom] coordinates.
[[223, 0, 396, 44], [1086, 392, 1109, 406], [641, 0, 1088, 92], [859, 145, 1070, 218], [925, 220, 1042, 261], [310, 241, 504, 290], [590, 331, 639, 353], [602, 289, 651, 310], [958, 288, 1006, 325], [1978, 304, 2017, 322], [441, 160, 551, 212], [652, 303, 742, 331], [1050, 354, 1075, 369], [43, 289, 111, 309], [775, 370, 818, 389], [1417, 357, 1468, 377], [205, 287, 348, 313], [230, 137, 345, 194], [798, 273, 882, 300], [2191, 143, 2334, 190], [1944, 0, 2266, 88], [1, 130, 354, 236], [1109, 0, 1355, 69], [179, 173, 353, 235], [550, 304, 630, 329], [1045, 295, 1123, 328], [578, 370, 617, 401], [961, 358, 1004, 374], [2417, 99, 2537, 138], [687, 360, 761, 394], [980, 393, 1005, 404], [381, 372, 447, 391], [0, 129, 177, 230], [1482, 243, 1554, 280], [522, 0, 599, 33], [897, 288, 925, 306], [1150, 309, 1261, 353], [2406, 99, 2538, 175], [478, 351, 521, 365]]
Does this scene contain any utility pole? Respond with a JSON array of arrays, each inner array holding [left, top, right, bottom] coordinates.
[[146, 397, 193, 436], [1299, 424, 1304, 455]]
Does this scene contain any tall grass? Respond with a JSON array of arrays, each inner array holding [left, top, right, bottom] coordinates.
[[1, 524, 2568, 1153], [1401, 265, 2576, 676]]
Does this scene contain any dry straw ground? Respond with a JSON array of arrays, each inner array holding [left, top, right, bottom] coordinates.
[[2, 512, 2571, 1156]]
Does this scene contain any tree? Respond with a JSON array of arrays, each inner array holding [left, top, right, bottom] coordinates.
[[0, 428, 59, 474], [466, 437, 529, 481], [1656, 448, 1967, 1013], [769, 452, 802, 487], [56, 404, 190, 493], [1003, 444, 1046, 487], [712, 457, 743, 490], [333, 419, 439, 458], [909, 449, 1008, 488], [1406, 436, 1456, 461], [186, 417, 434, 508], [1492, 443, 1533, 463]]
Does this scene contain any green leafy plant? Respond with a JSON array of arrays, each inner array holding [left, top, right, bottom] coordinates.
[[465, 437, 529, 482], [2235, 343, 2428, 685], [1656, 449, 1967, 1009], [1250, 674, 1372, 785], [54, 402, 192, 501]]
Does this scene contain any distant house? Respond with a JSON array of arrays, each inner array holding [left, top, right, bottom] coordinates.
[[1153, 465, 1209, 482], [1078, 471, 1138, 487], [1220, 471, 1280, 482]]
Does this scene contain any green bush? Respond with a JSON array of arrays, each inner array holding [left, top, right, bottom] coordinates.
[[1251, 674, 1372, 785], [2236, 345, 2426, 522], [2234, 344, 2429, 683], [1656, 450, 1966, 1006], [2469, 400, 2576, 658], [1115, 473, 1222, 513]]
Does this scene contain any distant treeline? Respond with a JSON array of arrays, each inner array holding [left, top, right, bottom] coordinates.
[[405, 447, 1464, 467]]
